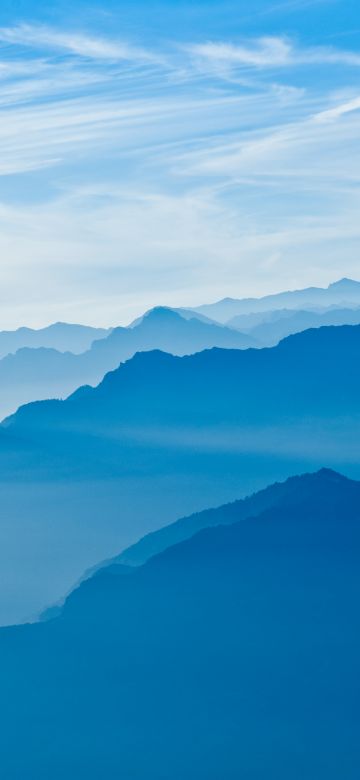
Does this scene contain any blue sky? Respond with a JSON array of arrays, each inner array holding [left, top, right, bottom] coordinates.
[[0, 0, 359, 326]]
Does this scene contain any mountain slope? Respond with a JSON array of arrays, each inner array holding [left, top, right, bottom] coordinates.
[[0, 469, 359, 779], [194, 277, 360, 322], [102, 467, 349, 566]]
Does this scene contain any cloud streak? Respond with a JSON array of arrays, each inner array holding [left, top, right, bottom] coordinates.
[[0, 24, 160, 64], [188, 36, 360, 71]]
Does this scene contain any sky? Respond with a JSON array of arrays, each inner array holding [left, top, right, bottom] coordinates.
[[0, 0, 359, 326]]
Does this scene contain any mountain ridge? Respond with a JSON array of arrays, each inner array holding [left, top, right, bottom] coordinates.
[[79, 466, 353, 574], [193, 277, 360, 322]]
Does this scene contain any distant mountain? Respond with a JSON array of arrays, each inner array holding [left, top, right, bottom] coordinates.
[[226, 307, 301, 331], [0, 307, 255, 419], [129, 306, 219, 327], [230, 306, 360, 347], [0, 322, 110, 358], [0, 347, 92, 419], [0, 324, 359, 626], [0, 468, 359, 778], [193, 278, 360, 322], [88, 306, 256, 371]]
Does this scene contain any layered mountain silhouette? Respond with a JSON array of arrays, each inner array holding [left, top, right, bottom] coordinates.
[[1, 282, 360, 419], [8, 323, 359, 434], [0, 321, 109, 358], [129, 305, 219, 327], [0, 324, 359, 626], [0, 468, 359, 778], [0, 307, 255, 419], [230, 305, 360, 346], [194, 277, 360, 322]]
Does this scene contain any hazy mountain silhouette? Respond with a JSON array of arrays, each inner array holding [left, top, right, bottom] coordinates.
[[0, 468, 359, 779], [1, 293, 359, 419], [0, 324, 359, 626], [194, 277, 360, 322], [87, 306, 256, 372], [0, 307, 255, 419], [229, 305, 360, 346], [228, 306, 360, 336], [0, 322, 109, 359], [129, 305, 219, 327]]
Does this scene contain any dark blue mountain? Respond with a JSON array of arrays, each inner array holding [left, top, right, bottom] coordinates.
[[96, 465, 357, 567], [0, 468, 359, 779]]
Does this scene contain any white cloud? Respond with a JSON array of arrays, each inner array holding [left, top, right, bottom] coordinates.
[[0, 90, 254, 176], [174, 89, 360, 190], [189, 38, 293, 68], [0, 24, 160, 64], [314, 95, 360, 122], [0, 59, 49, 78], [188, 36, 360, 71]]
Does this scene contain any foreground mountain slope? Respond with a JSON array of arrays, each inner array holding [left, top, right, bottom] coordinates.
[[0, 325, 359, 626], [194, 277, 360, 322], [0, 469, 359, 779], [0, 307, 255, 419], [102, 467, 350, 566]]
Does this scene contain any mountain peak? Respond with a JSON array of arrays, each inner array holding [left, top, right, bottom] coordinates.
[[328, 278, 360, 289], [300, 467, 351, 487], [142, 306, 183, 323], [316, 466, 345, 478]]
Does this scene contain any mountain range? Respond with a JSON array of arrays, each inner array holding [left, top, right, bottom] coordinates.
[[0, 321, 110, 358], [194, 277, 360, 322], [229, 305, 360, 346], [0, 280, 359, 418], [0, 307, 255, 419], [0, 468, 359, 778], [0, 324, 359, 625]]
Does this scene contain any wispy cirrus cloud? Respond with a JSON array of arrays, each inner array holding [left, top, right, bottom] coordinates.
[[0, 90, 257, 176], [0, 24, 161, 64], [188, 36, 360, 70], [314, 94, 360, 122], [175, 98, 360, 186]]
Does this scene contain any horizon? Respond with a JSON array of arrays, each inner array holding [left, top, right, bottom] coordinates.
[[1, 274, 359, 330]]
